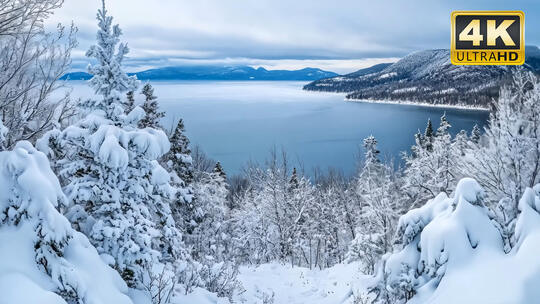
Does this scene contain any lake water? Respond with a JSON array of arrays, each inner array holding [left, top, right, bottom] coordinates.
[[64, 81, 489, 176]]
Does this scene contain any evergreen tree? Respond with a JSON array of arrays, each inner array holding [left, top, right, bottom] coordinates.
[[0, 141, 133, 303], [453, 130, 468, 157], [38, 1, 183, 288], [347, 136, 400, 274], [424, 119, 434, 152], [436, 113, 451, 136], [289, 167, 299, 191], [139, 83, 164, 129], [471, 124, 481, 144], [125, 90, 135, 114], [85, 0, 138, 122], [189, 165, 230, 261], [214, 161, 227, 180], [403, 114, 462, 208], [163, 119, 196, 249], [167, 119, 193, 185], [363, 135, 380, 166]]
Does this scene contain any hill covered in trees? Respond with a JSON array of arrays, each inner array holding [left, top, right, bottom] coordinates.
[[304, 46, 540, 108], [62, 66, 339, 81]]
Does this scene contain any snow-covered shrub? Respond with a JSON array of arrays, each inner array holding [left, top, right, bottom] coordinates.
[[368, 177, 540, 303], [0, 141, 132, 304]]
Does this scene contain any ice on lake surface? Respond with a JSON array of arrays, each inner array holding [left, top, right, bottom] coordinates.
[[63, 80, 489, 175]]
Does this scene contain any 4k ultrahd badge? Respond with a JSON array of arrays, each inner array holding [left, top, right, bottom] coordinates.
[[451, 11, 524, 65]]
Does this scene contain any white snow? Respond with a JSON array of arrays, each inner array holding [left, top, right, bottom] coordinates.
[[378, 72, 397, 79], [235, 262, 368, 304], [392, 87, 417, 94]]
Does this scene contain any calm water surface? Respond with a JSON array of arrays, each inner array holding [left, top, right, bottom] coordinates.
[[65, 81, 489, 176]]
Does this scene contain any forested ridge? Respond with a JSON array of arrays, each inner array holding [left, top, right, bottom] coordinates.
[[304, 47, 540, 109]]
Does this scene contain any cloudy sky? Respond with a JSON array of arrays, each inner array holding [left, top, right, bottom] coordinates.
[[46, 0, 540, 74]]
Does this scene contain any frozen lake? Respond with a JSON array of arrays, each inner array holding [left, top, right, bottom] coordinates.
[[64, 81, 489, 176]]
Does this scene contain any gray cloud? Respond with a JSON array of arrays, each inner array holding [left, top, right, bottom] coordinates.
[[46, 0, 540, 73]]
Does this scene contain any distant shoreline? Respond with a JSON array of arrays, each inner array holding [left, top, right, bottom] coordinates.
[[346, 98, 490, 111]]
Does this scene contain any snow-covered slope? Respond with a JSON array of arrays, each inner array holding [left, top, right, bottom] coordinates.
[[0, 141, 133, 304], [236, 262, 368, 304], [367, 178, 540, 304], [304, 46, 540, 108]]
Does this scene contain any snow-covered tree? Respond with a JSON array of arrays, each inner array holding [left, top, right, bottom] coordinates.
[[125, 90, 135, 114], [188, 162, 230, 261], [0, 141, 133, 304], [166, 119, 193, 185], [0, 0, 77, 147], [139, 83, 164, 129], [37, 1, 183, 289], [465, 71, 540, 250], [470, 123, 481, 144], [347, 136, 400, 274], [403, 114, 463, 208], [424, 118, 434, 152], [453, 129, 468, 157]]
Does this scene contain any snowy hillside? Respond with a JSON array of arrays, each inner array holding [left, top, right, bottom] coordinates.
[[304, 46, 540, 108]]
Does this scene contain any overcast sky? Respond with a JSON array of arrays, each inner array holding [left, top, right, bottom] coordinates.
[[46, 0, 540, 74]]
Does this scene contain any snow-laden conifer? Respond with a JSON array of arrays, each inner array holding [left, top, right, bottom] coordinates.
[[0, 141, 133, 304], [37, 0, 184, 288]]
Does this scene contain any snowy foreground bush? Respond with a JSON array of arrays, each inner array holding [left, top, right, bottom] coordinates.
[[367, 178, 540, 304], [0, 142, 132, 304]]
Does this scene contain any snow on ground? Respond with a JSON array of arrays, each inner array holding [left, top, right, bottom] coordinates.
[[236, 262, 368, 304]]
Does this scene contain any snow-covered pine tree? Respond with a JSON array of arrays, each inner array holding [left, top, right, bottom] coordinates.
[[470, 123, 481, 144], [432, 113, 458, 193], [166, 119, 194, 185], [453, 130, 468, 157], [190, 161, 230, 261], [85, 1, 138, 122], [347, 136, 400, 274], [289, 167, 300, 191], [424, 118, 434, 152], [163, 118, 196, 251], [139, 83, 165, 129], [0, 141, 133, 304], [214, 161, 226, 180], [125, 90, 135, 114], [38, 1, 182, 288], [403, 114, 462, 209]]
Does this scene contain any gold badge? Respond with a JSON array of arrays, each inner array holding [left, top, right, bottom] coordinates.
[[451, 11, 524, 65]]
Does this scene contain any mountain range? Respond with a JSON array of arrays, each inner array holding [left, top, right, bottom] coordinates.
[[304, 46, 540, 109], [62, 66, 338, 81]]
